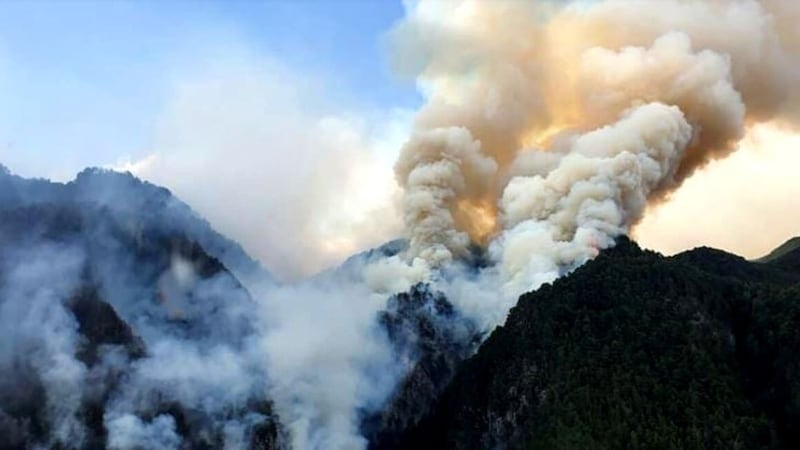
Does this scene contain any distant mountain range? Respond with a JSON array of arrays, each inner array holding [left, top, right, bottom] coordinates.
[[1, 165, 798, 449]]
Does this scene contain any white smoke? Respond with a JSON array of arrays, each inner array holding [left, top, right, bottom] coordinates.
[[259, 280, 397, 449], [136, 2, 800, 447], [125, 52, 406, 281], [496, 103, 692, 295], [106, 414, 181, 450], [0, 244, 88, 447]]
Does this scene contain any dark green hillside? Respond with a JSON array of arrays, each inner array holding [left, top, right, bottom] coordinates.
[[757, 237, 800, 273], [386, 238, 800, 450]]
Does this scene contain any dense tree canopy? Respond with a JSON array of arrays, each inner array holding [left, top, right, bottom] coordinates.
[[385, 238, 800, 450]]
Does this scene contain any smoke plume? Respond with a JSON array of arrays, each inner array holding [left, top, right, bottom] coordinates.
[[211, 1, 800, 446], [5, 1, 800, 449], [389, 0, 800, 299]]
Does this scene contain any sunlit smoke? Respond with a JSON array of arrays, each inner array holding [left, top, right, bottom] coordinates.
[[6, 2, 800, 449], [389, 0, 800, 299]]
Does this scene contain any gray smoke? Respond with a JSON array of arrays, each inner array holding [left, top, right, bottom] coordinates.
[[0, 244, 88, 446], [0, 170, 276, 448], [0, 168, 419, 449]]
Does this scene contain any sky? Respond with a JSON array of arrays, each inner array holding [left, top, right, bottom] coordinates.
[[2, 0, 799, 278], [0, 0, 417, 179], [0, 1, 419, 279]]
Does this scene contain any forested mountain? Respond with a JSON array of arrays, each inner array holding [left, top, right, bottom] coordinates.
[[3, 165, 800, 449], [0, 167, 280, 449], [383, 237, 800, 450], [0, 165, 271, 290]]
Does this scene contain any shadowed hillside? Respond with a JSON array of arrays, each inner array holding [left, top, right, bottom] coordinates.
[[383, 238, 800, 450], [0, 167, 280, 449]]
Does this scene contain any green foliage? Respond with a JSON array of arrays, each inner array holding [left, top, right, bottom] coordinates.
[[755, 237, 800, 263], [389, 238, 800, 450]]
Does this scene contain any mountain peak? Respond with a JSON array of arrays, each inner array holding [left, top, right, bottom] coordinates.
[[603, 234, 644, 258], [0, 167, 279, 448], [0, 167, 271, 293], [387, 233, 800, 450], [757, 236, 800, 263], [756, 236, 800, 273], [73, 166, 171, 198]]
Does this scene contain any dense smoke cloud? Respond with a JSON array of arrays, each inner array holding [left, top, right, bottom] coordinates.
[[5, 1, 800, 449], [494, 102, 692, 294], [103, 2, 800, 448], [389, 0, 800, 300]]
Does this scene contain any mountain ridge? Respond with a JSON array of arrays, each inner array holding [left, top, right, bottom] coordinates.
[[0, 166, 271, 291], [0, 166, 282, 449], [2, 165, 799, 449], [381, 237, 800, 449]]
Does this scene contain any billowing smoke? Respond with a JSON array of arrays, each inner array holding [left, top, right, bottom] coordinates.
[[494, 102, 692, 294], [0, 168, 425, 449], [4, 1, 800, 450], [389, 0, 800, 301]]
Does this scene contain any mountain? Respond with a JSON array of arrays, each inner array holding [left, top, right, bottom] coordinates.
[[382, 237, 800, 449], [362, 284, 481, 446], [4, 164, 800, 449], [756, 237, 800, 273], [0, 166, 472, 450], [0, 165, 272, 291], [0, 167, 280, 449]]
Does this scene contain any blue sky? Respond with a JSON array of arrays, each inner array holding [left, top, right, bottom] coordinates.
[[0, 0, 419, 179]]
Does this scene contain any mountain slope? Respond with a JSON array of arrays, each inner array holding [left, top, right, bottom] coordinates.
[[4, 164, 800, 449], [0, 167, 280, 449], [386, 238, 800, 450], [756, 237, 800, 273], [0, 165, 271, 290]]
